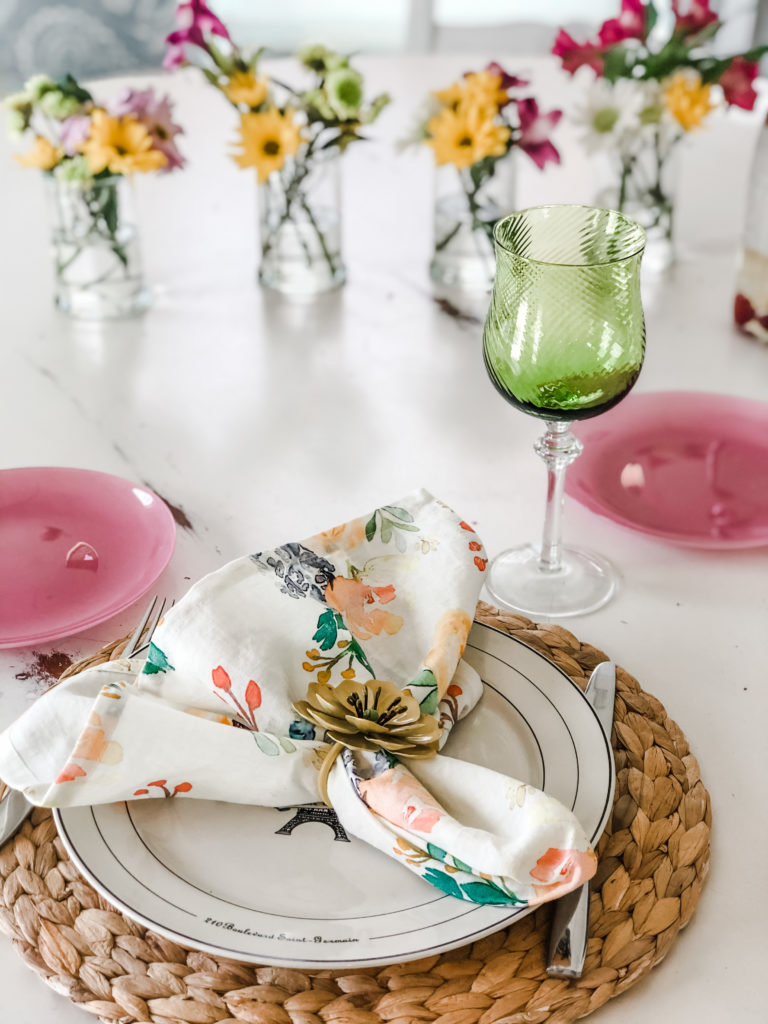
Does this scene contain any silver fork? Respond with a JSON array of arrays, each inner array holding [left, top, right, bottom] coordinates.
[[0, 594, 172, 843]]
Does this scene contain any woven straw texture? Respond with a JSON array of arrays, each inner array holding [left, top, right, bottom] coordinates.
[[0, 602, 711, 1024]]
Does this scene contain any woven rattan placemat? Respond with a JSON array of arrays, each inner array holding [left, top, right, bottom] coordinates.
[[0, 602, 711, 1024]]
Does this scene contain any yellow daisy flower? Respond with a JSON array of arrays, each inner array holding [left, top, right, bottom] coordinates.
[[434, 70, 508, 116], [15, 135, 61, 171], [222, 70, 269, 109], [426, 104, 510, 169], [663, 71, 714, 131], [463, 70, 509, 113], [232, 107, 304, 183], [433, 80, 468, 111], [80, 110, 168, 175]]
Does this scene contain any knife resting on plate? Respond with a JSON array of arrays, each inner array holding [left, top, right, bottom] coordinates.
[[546, 660, 616, 979]]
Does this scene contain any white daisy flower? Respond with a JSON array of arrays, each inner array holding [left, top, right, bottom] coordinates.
[[574, 78, 656, 158]]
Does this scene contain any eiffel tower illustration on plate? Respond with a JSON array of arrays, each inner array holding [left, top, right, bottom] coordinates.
[[274, 804, 350, 842]]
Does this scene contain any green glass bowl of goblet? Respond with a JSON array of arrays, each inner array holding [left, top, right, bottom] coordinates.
[[483, 204, 646, 617]]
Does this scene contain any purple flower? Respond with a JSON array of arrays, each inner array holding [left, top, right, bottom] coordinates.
[[516, 98, 562, 171], [108, 88, 186, 171], [60, 115, 91, 156], [108, 87, 153, 119], [142, 93, 186, 171]]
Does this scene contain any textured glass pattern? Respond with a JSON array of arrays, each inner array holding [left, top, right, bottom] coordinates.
[[483, 205, 646, 421]]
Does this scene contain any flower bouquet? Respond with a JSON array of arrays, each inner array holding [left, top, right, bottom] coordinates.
[[553, 0, 768, 270], [4, 74, 183, 318], [165, 0, 390, 296], [410, 64, 561, 290]]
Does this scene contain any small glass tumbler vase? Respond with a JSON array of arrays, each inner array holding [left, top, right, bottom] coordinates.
[[430, 156, 516, 291], [258, 152, 346, 296], [598, 135, 678, 274], [48, 175, 150, 319]]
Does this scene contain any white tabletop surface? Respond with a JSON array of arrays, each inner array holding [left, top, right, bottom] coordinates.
[[1, 54, 767, 1023]]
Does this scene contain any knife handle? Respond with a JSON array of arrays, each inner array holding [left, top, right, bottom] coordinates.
[[546, 882, 590, 978]]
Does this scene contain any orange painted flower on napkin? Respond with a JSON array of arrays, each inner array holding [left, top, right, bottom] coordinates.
[[54, 711, 124, 784], [530, 846, 597, 899], [424, 608, 472, 696], [315, 517, 367, 554], [325, 577, 403, 641], [358, 764, 445, 834]]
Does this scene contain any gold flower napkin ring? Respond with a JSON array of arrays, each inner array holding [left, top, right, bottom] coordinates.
[[293, 678, 441, 806]]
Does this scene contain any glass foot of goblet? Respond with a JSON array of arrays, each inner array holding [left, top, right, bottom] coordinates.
[[485, 543, 619, 618]]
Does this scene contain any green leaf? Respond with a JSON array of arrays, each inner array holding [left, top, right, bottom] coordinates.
[[382, 506, 414, 523], [349, 638, 375, 678], [143, 642, 174, 675], [452, 856, 473, 875], [313, 608, 338, 651], [419, 689, 438, 714], [254, 733, 280, 756], [278, 736, 297, 753], [460, 881, 525, 905], [410, 669, 437, 690], [55, 73, 92, 103], [390, 521, 419, 532], [380, 517, 393, 544], [365, 513, 377, 542], [644, 1, 658, 38], [602, 45, 632, 83], [426, 843, 447, 862], [422, 866, 463, 900]]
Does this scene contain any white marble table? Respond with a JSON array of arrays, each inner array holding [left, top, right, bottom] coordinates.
[[1, 55, 767, 1023]]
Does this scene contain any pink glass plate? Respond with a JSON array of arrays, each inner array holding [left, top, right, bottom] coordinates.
[[0, 467, 176, 649], [566, 391, 768, 548]]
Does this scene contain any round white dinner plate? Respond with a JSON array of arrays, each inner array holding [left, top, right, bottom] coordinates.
[[54, 622, 614, 968]]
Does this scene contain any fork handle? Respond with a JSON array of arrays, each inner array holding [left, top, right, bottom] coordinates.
[[546, 882, 590, 978]]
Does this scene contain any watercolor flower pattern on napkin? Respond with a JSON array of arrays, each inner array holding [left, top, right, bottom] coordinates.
[[325, 576, 403, 641], [530, 846, 598, 900]]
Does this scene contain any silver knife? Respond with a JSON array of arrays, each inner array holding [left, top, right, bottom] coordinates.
[[546, 660, 616, 979]]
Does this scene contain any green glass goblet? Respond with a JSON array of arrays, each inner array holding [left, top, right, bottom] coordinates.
[[483, 204, 646, 617]]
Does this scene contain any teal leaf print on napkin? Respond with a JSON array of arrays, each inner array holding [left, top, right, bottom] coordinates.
[[313, 608, 339, 651], [460, 880, 525, 905], [143, 642, 174, 675], [422, 867, 463, 900]]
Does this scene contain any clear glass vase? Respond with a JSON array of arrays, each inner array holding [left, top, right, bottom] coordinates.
[[597, 133, 679, 274], [48, 175, 150, 319], [258, 151, 346, 296], [430, 156, 516, 292]]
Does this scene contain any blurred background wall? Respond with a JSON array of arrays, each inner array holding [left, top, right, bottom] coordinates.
[[0, 0, 764, 90]]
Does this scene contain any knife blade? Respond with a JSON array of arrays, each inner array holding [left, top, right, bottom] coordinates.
[[546, 660, 616, 979]]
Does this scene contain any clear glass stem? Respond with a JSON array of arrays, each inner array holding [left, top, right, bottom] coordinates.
[[534, 421, 584, 574]]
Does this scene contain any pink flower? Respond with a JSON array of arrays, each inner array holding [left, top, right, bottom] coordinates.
[[598, 0, 647, 45], [672, 0, 719, 36], [165, 0, 231, 57], [485, 62, 530, 91], [530, 846, 597, 900], [719, 56, 759, 110], [108, 88, 185, 171], [60, 114, 91, 156], [552, 29, 605, 76], [175, 0, 230, 39], [163, 43, 188, 71], [516, 98, 562, 170]]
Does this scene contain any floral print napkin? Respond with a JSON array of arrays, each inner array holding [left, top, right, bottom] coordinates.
[[0, 489, 597, 907]]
